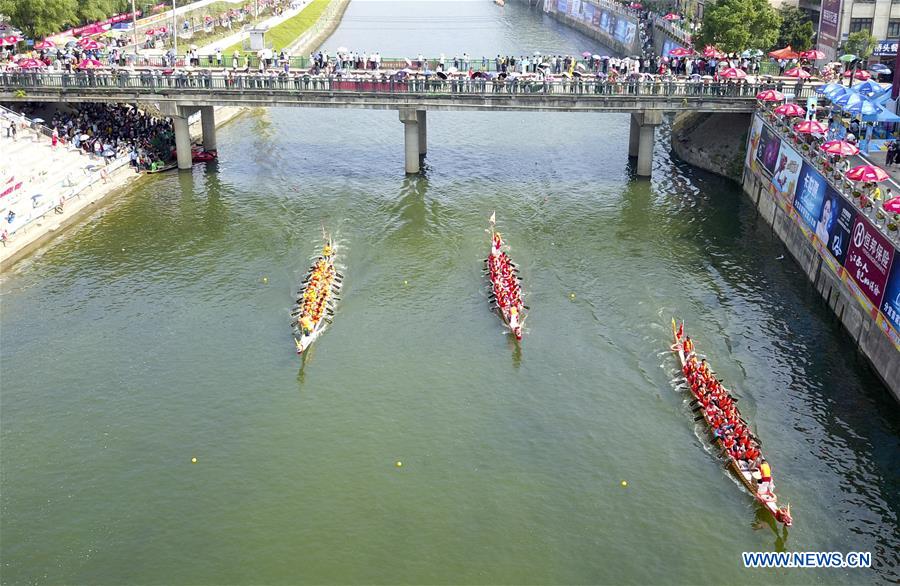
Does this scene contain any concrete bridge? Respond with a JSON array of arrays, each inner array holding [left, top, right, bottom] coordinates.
[[0, 72, 814, 176]]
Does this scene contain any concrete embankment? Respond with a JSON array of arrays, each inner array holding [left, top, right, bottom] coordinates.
[[742, 115, 900, 400], [539, 0, 642, 57], [671, 112, 750, 183], [0, 106, 243, 270]]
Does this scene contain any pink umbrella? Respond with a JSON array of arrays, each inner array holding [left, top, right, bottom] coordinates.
[[668, 47, 693, 57], [15, 58, 45, 69], [785, 67, 811, 79], [581, 51, 591, 58], [663, 12, 681, 20], [800, 49, 825, 60], [629, 2, 643, 7], [883, 196, 900, 213], [844, 69, 871, 81], [3, 35, 23, 45], [145, 28, 157, 35], [77, 58, 104, 69], [719, 67, 747, 79], [702, 45, 720, 58], [793, 120, 828, 134], [846, 164, 890, 182], [34, 40, 55, 50], [78, 39, 103, 51], [756, 89, 785, 102], [820, 140, 859, 156], [773, 103, 806, 117]]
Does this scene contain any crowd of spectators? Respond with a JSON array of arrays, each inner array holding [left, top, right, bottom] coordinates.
[[47, 103, 174, 169]]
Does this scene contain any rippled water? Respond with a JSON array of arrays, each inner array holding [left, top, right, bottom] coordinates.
[[2, 1, 899, 584]]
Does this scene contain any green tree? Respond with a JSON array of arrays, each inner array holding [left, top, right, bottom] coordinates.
[[0, 0, 77, 39], [695, 0, 781, 52], [777, 6, 815, 51], [844, 31, 878, 59]]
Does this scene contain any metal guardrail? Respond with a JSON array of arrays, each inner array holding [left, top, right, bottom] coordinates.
[[0, 71, 818, 102]]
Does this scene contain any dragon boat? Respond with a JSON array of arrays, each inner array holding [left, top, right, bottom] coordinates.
[[485, 213, 525, 340], [291, 238, 341, 354]]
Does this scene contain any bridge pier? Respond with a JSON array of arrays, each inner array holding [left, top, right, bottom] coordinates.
[[400, 108, 420, 174], [173, 107, 192, 171], [417, 110, 427, 157], [628, 113, 640, 158], [200, 106, 217, 152], [636, 110, 663, 177]]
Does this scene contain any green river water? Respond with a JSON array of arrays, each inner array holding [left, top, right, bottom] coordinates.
[[1, 1, 899, 584]]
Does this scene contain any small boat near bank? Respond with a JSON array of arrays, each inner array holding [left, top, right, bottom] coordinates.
[[485, 213, 525, 340], [671, 320, 793, 527], [291, 237, 341, 354]]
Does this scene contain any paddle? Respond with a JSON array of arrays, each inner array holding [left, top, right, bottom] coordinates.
[[694, 415, 706, 422]]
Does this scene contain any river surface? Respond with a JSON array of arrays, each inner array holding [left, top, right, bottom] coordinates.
[[2, 1, 899, 584]]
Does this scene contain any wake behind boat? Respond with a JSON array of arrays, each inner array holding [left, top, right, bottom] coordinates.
[[671, 320, 792, 527], [291, 238, 341, 354], [485, 213, 525, 340]]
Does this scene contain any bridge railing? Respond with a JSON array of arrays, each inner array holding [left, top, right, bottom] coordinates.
[[0, 71, 817, 100]]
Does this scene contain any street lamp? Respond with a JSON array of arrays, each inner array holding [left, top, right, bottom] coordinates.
[[172, 0, 178, 59], [131, 0, 137, 51]]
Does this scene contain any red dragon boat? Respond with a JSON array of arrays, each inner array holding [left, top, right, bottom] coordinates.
[[485, 213, 525, 340], [672, 320, 793, 527]]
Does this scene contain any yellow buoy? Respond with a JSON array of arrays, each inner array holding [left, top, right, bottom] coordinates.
[[262, 276, 268, 284], [395, 461, 403, 467], [191, 457, 197, 464], [403, 280, 408, 285], [570, 293, 576, 299], [621, 480, 627, 487]]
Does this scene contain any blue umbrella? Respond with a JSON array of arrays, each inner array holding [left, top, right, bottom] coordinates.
[[852, 79, 887, 99], [834, 91, 858, 107], [844, 98, 878, 116], [825, 85, 849, 101], [817, 82, 841, 95], [862, 106, 900, 122]]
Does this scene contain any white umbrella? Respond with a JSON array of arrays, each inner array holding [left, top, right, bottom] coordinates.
[[79, 134, 90, 140], [336, 46, 348, 53]]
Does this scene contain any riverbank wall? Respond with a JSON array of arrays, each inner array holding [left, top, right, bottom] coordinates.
[[287, 0, 351, 55], [540, 0, 642, 57], [671, 112, 750, 183], [742, 113, 900, 399]]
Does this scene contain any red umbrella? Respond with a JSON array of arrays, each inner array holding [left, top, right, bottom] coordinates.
[[820, 140, 859, 156], [793, 120, 828, 134], [844, 69, 871, 81], [883, 196, 900, 213], [629, 2, 643, 7], [846, 164, 890, 182], [15, 58, 45, 69], [34, 40, 55, 50], [663, 12, 681, 20], [756, 89, 786, 102], [769, 46, 800, 60], [800, 49, 825, 60], [77, 58, 104, 69], [785, 67, 811, 79], [719, 67, 747, 79], [3, 35, 23, 45], [773, 103, 806, 117], [78, 39, 103, 51], [702, 45, 721, 58], [668, 47, 693, 57], [145, 28, 157, 35]]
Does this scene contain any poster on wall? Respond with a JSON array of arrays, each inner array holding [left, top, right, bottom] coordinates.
[[591, 5, 601, 26], [770, 141, 803, 202], [557, 0, 568, 15], [881, 259, 900, 331], [745, 115, 764, 172], [570, 0, 581, 17], [813, 186, 857, 265], [755, 125, 781, 178], [793, 162, 828, 230], [584, 3, 594, 25], [844, 216, 895, 306]]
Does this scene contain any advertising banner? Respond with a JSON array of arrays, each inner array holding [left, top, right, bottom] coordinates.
[[600, 11, 611, 34], [584, 3, 595, 24], [755, 125, 782, 178], [592, 5, 601, 26], [746, 115, 764, 172], [817, 0, 842, 59], [770, 141, 803, 202], [557, 0, 568, 14], [844, 216, 895, 306], [570, 0, 581, 16], [793, 161, 828, 230], [814, 186, 857, 267], [881, 259, 900, 332], [873, 40, 898, 57]]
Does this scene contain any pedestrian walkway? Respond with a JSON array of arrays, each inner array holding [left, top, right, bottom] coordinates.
[[197, 0, 312, 55]]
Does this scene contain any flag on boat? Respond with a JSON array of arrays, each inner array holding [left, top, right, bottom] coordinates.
[[489, 211, 496, 225]]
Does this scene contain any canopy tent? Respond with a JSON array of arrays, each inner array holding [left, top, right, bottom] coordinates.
[[769, 46, 800, 59]]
